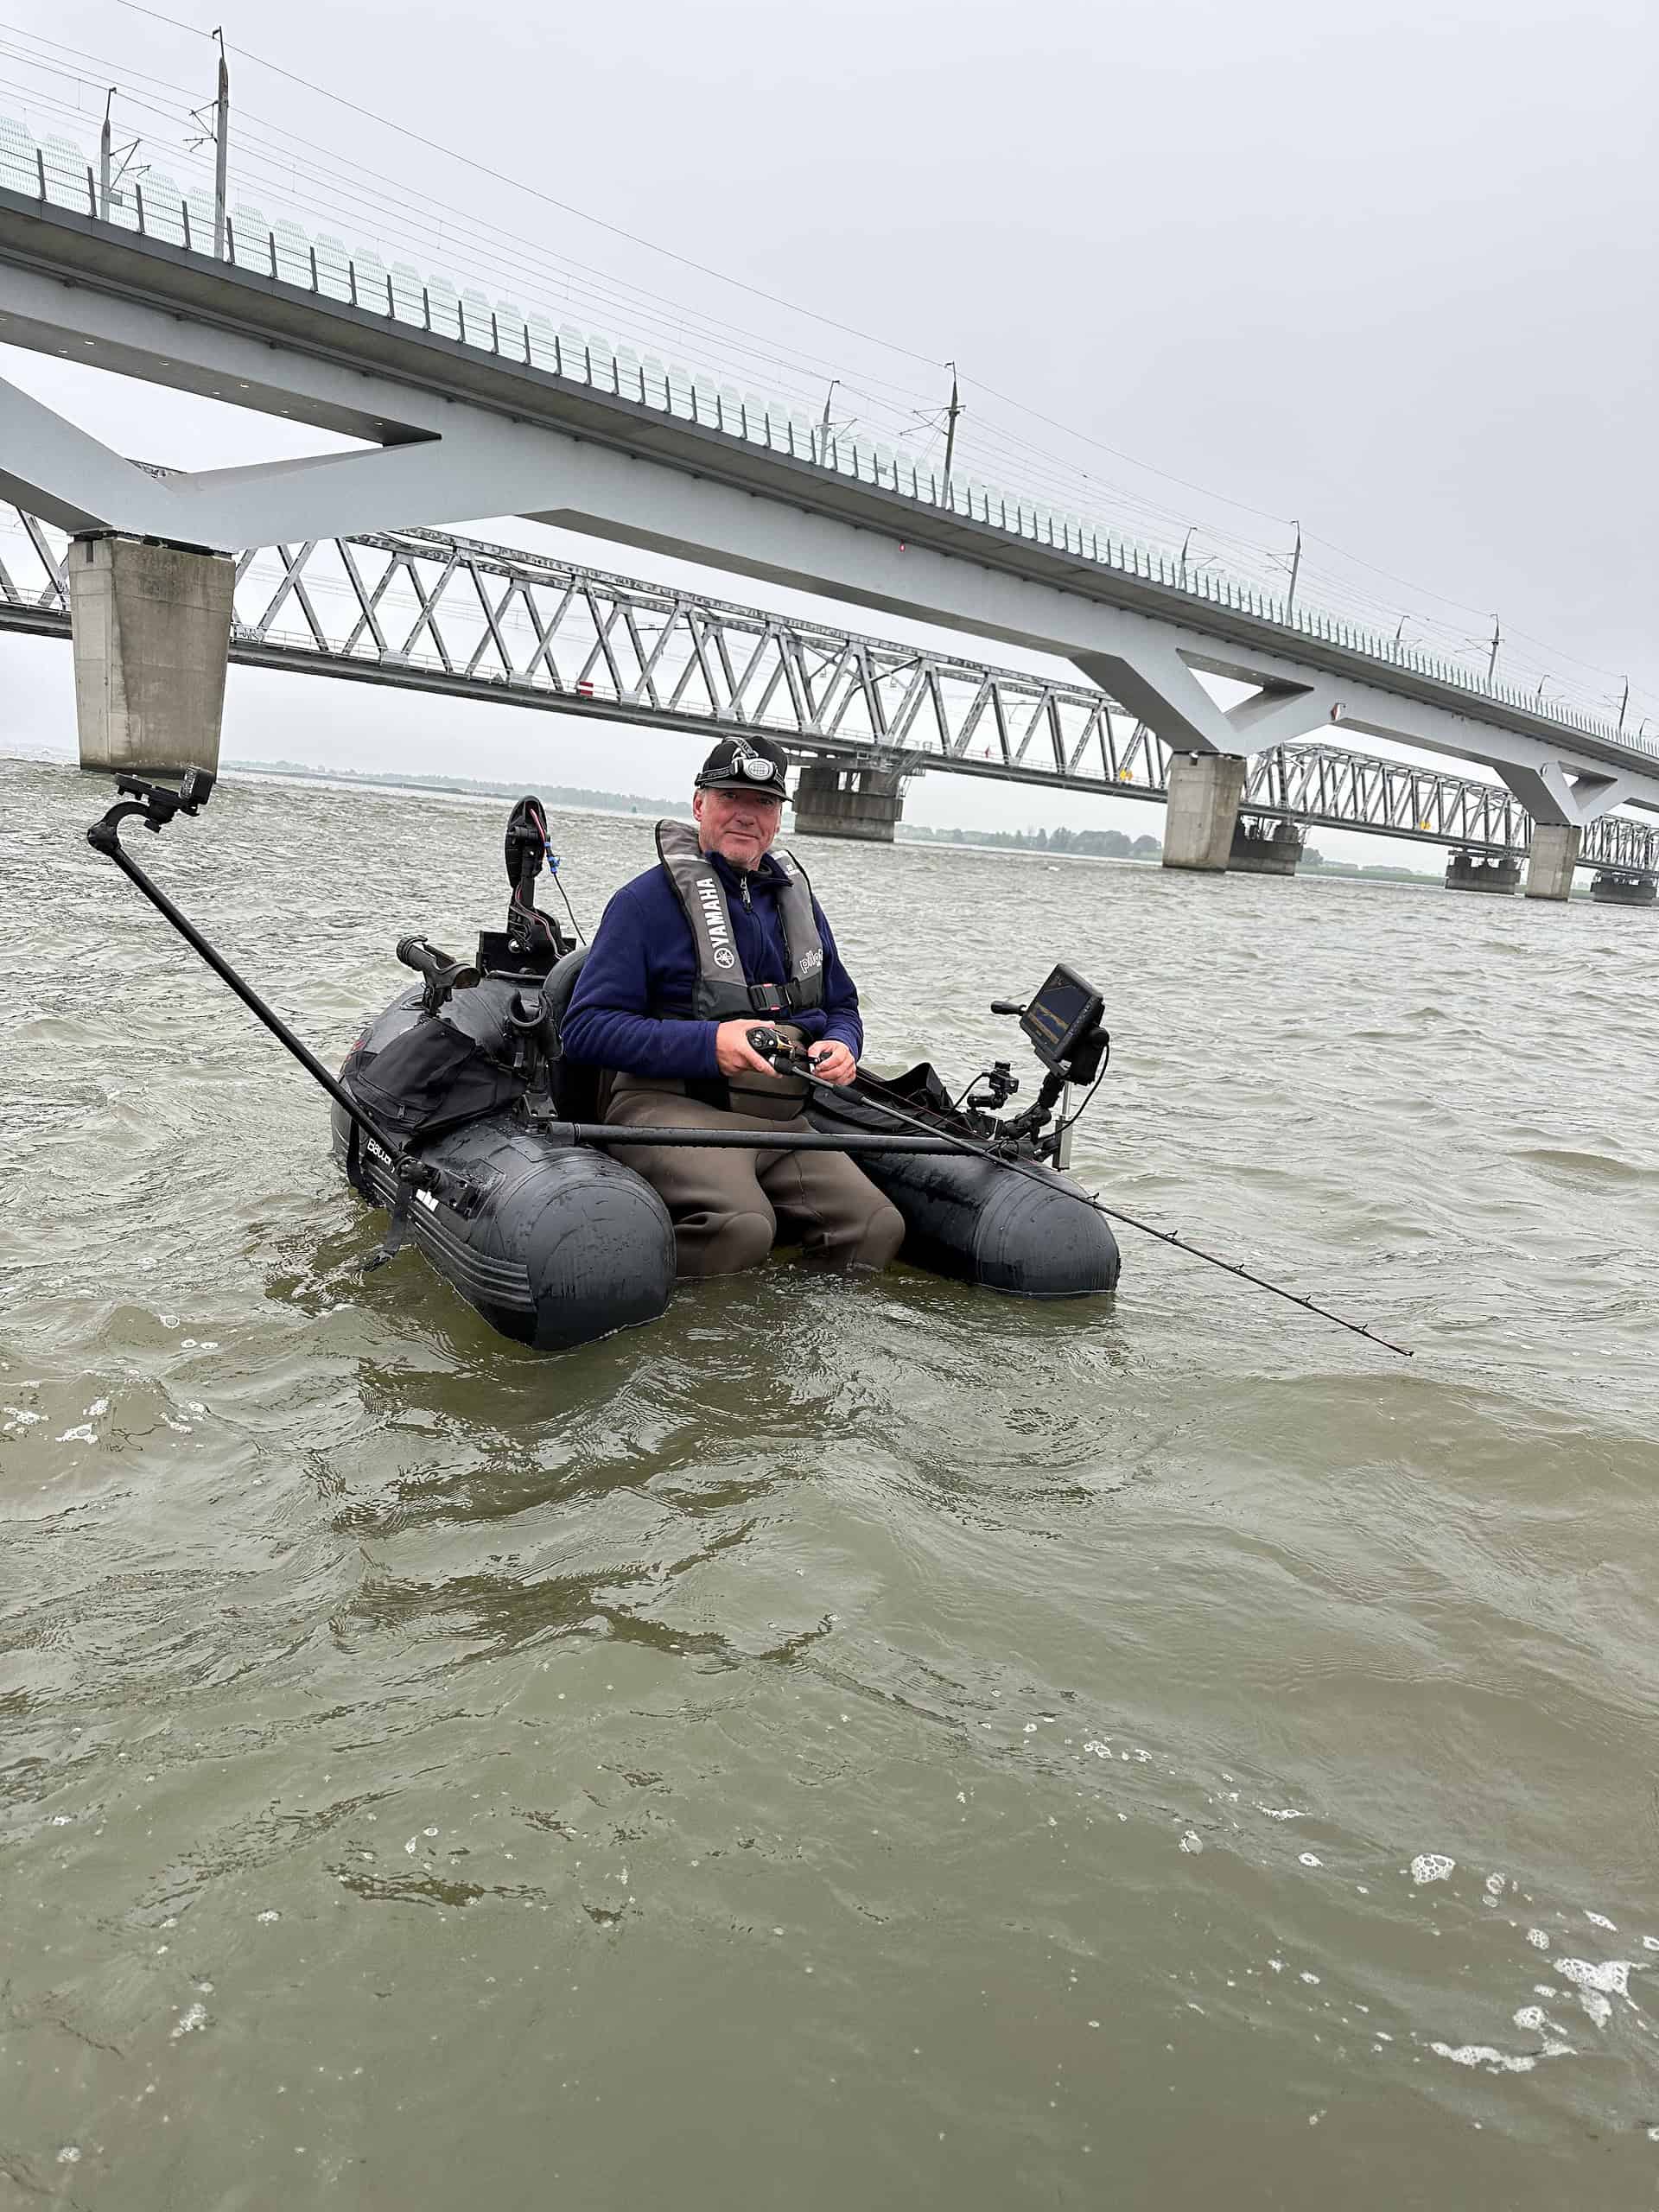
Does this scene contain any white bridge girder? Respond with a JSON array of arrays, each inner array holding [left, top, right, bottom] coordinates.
[[3, 506, 1653, 877], [3, 189, 1659, 835]]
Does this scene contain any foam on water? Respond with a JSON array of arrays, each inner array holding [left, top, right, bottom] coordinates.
[[1430, 2043, 1546, 2075]]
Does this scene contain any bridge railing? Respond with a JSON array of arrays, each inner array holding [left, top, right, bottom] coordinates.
[[1, 111, 1650, 767]]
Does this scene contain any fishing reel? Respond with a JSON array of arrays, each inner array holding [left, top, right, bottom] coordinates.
[[749, 960, 1111, 1166], [746, 1026, 818, 1075]]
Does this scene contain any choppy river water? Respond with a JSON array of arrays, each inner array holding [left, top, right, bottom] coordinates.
[[4, 750, 1659, 2208]]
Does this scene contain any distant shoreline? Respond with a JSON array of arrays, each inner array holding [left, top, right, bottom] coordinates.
[[227, 756, 695, 820], [9, 742, 1441, 884], [220, 759, 1440, 884]]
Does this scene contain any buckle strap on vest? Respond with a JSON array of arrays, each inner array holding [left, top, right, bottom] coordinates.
[[654, 819, 825, 1021]]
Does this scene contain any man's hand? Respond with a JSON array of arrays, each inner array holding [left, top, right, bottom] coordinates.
[[808, 1040, 857, 1086], [715, 1020, 780, 1077]]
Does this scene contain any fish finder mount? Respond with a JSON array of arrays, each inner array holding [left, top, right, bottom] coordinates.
[[746, 961, 1109, 1165], [985, 963, 1110, 1160], [992, 963, 1109, 1085]]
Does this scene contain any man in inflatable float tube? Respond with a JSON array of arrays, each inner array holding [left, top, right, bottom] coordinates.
[[561, 733, 906, 1278]]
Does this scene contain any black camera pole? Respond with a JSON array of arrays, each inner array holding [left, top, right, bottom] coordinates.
[[86, 773, 433, 1195]]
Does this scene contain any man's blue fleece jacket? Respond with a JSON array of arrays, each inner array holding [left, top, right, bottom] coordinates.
[[560, 846, 864, 1084]]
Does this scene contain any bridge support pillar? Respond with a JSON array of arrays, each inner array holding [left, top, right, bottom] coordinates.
[[67, 533, 234, 778], [1524, 822, 1582, 901], [1229, 816, 1304, 876], [1162, 752, 1248, 872], [1445, 850, 1521, 894], [1590, 870, 1657, 906], [791, 758, 904, 843]]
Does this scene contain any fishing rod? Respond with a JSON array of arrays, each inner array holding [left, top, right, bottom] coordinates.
[[759, 1029, 1414, 1362]]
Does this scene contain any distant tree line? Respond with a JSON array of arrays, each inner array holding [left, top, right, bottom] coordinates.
[[898, 823, 1164, 859], [235, 761, 1434, 881], [1302, 856, 1431, 882], [232, 759, 691, 817]]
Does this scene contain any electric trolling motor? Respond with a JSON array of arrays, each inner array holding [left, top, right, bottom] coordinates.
[[386, 797, 584, 1101]]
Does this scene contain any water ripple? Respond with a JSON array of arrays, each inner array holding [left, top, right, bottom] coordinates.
[[5, 755, 1659, 2206]]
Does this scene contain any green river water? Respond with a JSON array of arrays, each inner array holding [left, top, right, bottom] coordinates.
[[3, 751, 1658, 2208]]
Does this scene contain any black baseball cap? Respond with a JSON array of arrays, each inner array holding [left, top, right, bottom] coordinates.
[[695, 734, 790, 797]]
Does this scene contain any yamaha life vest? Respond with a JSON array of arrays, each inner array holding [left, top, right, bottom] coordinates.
[[654, 819, 825, 1019]]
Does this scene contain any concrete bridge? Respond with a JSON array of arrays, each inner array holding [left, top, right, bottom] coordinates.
[[6, 503, 1650, 899], [3, 135, 1656, 906]]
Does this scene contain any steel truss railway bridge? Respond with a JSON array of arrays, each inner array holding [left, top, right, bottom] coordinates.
[[3, 504, 1654, 882], [3, 157, 1656, 902]]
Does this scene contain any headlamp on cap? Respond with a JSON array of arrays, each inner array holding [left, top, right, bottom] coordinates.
[[695, 735, 788, 795]]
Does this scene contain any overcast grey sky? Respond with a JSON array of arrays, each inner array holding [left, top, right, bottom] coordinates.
[[3, 0, 1654, 861]]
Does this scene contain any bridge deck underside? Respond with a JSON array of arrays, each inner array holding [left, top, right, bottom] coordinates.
[[3, 511, 1653, 877]]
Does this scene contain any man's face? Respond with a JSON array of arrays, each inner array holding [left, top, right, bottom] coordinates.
[[694, 783, 783, 870]]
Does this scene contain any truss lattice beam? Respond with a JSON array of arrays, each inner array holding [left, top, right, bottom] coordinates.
[[3, 506, 1653, 876]]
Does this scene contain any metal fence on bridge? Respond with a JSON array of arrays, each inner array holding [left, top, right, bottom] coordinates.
[[3, 505, 1654, 877]]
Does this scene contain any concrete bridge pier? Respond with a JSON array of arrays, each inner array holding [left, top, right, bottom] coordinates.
[[1445, 850, 1521, 893], [1229, 816, 1304, 876], [1590, 870, 1658, 906], [1524, 823, 1583, 901], [1162, 753, 1248, 871], [790, 757, 905, 842], [67, 533, 234, 778]]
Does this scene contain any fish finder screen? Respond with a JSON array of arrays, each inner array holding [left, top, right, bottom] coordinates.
[[1020, 963, 1104, 1073]]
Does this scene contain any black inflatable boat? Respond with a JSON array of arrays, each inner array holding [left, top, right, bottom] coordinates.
[[86, 772, 1414, 1363], [332, 969, 1119, 1351], [321, 793, 1118, 1349]]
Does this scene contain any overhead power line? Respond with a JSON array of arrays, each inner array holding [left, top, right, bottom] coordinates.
[[105, 0, 944, 370]]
